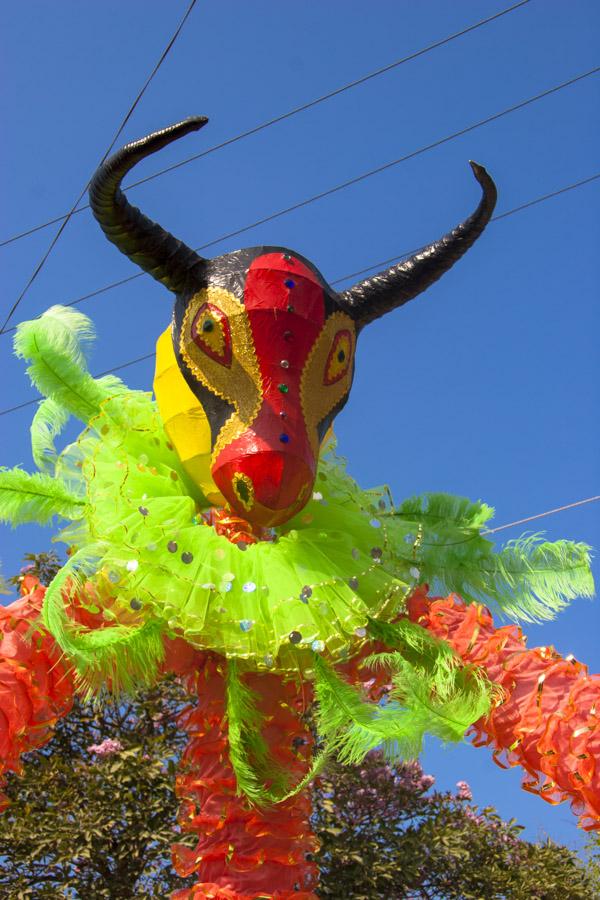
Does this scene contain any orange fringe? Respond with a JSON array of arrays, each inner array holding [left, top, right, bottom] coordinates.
[[167, 653, 319, 899], [0, 576, 74, 808], [408, 588, 600, 830]]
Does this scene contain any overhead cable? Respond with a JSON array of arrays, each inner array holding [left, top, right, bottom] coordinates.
[[0, 0, 199, 335], [0, 0, 532, 250], [1, 64, 597, 340]]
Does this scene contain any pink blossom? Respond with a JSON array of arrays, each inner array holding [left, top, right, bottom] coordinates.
[[87, 737, 124, 756], [456, 780, 473, 801]]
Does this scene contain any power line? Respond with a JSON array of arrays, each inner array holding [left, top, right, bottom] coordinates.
[[485, 496, 600, 535], [0, 168, 597, 418], [0, 0, 199, 335], [0, 0, 532, 250], [2, 65, 597, 341], [331, 172, 600, 285]]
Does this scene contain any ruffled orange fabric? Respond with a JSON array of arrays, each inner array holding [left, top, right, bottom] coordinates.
[[169, 655, 319, 899], [0, 576, 74, 808], [408, 587, 600, 830]]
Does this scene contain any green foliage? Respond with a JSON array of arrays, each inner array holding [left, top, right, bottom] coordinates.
[[0, 677, 197, 900], [7, 550, 62, 589], [314, 753, 599, 900]]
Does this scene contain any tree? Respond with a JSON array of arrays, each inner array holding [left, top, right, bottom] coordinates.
[[314, 753, 597, 899], [0, 678, 197, 899]]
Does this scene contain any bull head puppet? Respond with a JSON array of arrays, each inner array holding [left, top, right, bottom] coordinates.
[[90, 116, 496, 531]]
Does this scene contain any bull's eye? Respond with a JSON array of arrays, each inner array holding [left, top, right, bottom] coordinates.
[[324, 330, 352, 385], [191, 303, 232, 367]]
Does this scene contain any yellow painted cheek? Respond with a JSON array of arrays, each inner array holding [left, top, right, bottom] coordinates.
[[153, 328, 225, 505]]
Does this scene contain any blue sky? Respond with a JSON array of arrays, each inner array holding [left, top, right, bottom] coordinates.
[[1, 0, 599, 851]]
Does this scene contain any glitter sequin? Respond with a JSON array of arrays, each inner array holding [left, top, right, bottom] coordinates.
[[348, 576, 359, 590], [280, 359, 290, 369], [126, 560, 139, 573], [311, 640, 325, 653], [181, 552, 193, 565], [130, 598, 143, 611], [354, 626, 367, 638], [300, 585, 312, 603], [167, 541, 178, 553], [289, 630, 303, 644], [410, 566, 421, 579], [370, 547, 383, 559], [138, 506, 149, 516], [240, 619, 254, 632], [369, 518, 381, 528], [278, 383, 289, 394], [242, 581, 257, 593]]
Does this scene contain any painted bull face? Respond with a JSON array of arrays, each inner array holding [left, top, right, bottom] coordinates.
[[173, 248, 356, 526], [89, 117, 496, 529]]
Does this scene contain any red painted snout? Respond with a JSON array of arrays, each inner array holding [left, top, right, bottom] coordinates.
[[212, 447, 315, 528]]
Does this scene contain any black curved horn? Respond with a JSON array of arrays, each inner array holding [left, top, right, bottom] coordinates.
[[339, 162, 497, 327], [89, 116, 209, 295]]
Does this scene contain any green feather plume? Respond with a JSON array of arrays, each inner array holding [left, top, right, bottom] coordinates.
[[14, 306, 129, 427], [225, 660, 330, 806], [0, 467, 84, 525], [225, 660, 290, 805], [390, 493, 594, 622], [395, 493, 495, 531], [311, 614, 492, 769], [41, 545, 165, 698], [30, 397, 70, 472]]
